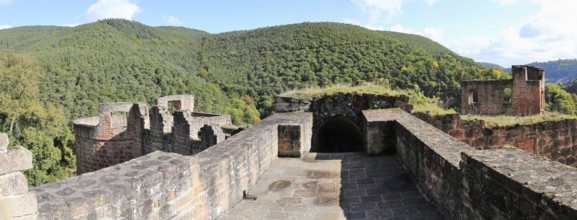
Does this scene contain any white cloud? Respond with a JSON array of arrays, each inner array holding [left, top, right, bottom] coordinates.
[[0, 24, 11, 29], [164, 15, 183, 26], [424, 27, 444, 42], [86, 0, 140, 21], [350, 0, 438, 24], [351, 0, 405, 23], [424, 0, 438, 6], [390, 24, 415, 33], [390, 24, 444, 42], [450, 0, 577, 66], [343, 18, 386, 30], [0, 0, 13, 6], [490, 0, 520, 5]]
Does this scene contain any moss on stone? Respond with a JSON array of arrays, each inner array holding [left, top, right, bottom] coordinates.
[[502, 144, 517, 149], [280, 84, 456, 116]]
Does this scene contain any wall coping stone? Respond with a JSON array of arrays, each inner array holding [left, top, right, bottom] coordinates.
[[0, 132, 8, 154], [0, 146, 32, 175], [463, 148, 577, 211], [363, 109, 473, 166]]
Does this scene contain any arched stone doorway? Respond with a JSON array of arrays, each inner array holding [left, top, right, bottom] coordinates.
[[315, 116, 363, 152]]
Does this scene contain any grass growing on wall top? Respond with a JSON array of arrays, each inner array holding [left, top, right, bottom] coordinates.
[[278, 84, 401, 99], [461, 112, 577, 128], [408, 90, 457, 116], [279, 84, 456, 116]]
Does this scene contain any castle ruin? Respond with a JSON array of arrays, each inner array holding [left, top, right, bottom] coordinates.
[[74, 95, 238, 174], [461, 65, 545, 116], [3, 90, 577, 219]]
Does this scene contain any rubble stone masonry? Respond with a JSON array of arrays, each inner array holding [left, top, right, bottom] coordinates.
[[415, 112, 577, 167]]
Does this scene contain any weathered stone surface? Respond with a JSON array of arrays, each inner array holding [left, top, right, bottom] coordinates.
[[23, 93, 577, 220], [462, 148, 577, 219], [416, 110, 577, 168], [74, 95, 235, 174], [221, 153, 442, 219], [0, 193, 37, 218], [277, 113, 313, 157], [33, 111, 314, 220], [0, 132, 8, 154], [461, 65, 544, 116], [0, 146, 32, 175], [0, 172, 28, 196]]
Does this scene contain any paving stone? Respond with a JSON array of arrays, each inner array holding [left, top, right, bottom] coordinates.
[[316, 194, 339, 206], [292, 189, 315, 198], [318, 183, 336, 193], [219, 153, 443, 220], [345, 189, 367, 197], [276, 197, 302, 205]]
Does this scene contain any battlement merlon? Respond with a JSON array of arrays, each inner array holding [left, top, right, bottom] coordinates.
[[73, 102, 148, 140]]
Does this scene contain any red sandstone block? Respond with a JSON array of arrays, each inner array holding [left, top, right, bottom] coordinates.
[[448, 129, 464, 139], [471, 138, 486, 149]]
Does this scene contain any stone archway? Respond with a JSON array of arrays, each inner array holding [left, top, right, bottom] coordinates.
[[315, 116, 363, 152]]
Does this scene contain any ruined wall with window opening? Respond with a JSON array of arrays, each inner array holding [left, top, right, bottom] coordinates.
[[461, 65, 544, 116]]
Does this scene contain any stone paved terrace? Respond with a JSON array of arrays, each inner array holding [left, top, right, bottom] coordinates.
[[220, 152, 443, 220]]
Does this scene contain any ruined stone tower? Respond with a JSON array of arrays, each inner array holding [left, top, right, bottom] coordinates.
[[460, 65, 544, 116]]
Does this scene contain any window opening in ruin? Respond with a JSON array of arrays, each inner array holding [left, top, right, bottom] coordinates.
[[468, 90, 478, 104], [503, 88, 512, 105], [316, 116, 363, 153], [110, 111, 128, 127], [167, 100, 182, 114]]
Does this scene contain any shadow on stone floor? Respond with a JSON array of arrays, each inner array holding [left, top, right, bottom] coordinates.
[[312, 153, 444, 220], [219, 152, 444, 220]]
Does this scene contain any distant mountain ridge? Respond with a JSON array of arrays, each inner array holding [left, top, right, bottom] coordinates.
[[478, 60, 577, 83], [476, 62, 504, 69], [525, 59, 577, 83]]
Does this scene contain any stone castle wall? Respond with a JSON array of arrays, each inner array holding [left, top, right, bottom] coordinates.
[[461, 65, 545, 116], [276, 93, 413, 152], [74, 103, 148, 174], [460, 80, 511, 115], [415, 112, 577, 167], [74, 95, 234, 174], [3, 92, 577, 219], [365, 110, 577, 219], [31, 112, 313, 219], [510, 65, 545, 115]]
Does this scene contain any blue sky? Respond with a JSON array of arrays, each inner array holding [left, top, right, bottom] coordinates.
[[0, 0, 575, 67]]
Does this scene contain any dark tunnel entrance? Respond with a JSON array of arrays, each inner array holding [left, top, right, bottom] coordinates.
[[316, 116, 363, 153]]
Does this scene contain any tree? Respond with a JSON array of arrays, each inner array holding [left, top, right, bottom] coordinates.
[[0, 51, 39, 134], [0, 50, 75, 186]]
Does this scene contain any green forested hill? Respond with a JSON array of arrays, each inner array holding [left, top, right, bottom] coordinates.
[[202, 22, 501, 115], [497, 59, 577, 83], [0, 20, 499, 122], [527, 59, 577, 83], [0, 19, 505, 185]]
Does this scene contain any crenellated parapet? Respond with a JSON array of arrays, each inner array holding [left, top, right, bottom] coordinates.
[[74, 95, 237, 174]]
